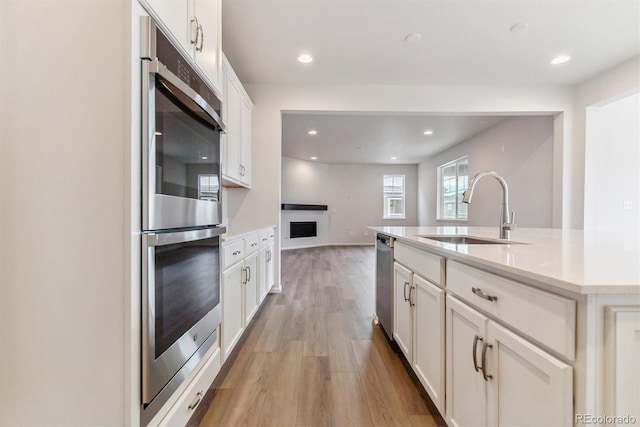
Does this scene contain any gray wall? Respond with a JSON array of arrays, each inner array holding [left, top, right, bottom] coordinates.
[[282, 157, 418, 248], [418, 116, 554, 228]]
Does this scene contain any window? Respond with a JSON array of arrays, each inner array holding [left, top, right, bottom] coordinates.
[[383, 175, 405, 219], [198, 174, 219, 201], [438, 157, 468, 220]]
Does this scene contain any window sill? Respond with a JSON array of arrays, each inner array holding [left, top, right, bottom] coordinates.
[[383, 217, 407, 220], [435, 218, 468, 222]]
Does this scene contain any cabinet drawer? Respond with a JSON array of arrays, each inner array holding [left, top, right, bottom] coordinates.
[[223, 240, 244, 270], [447, 261, 576, 360], [395, 241, 444, 286], [244, 234, 260, 255], [158, 346, 221, 427], [258, 231, 270, 248]]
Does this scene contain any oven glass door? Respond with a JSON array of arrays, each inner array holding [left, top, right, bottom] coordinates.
[[142, 227, 223, 404], [154, 85, 221, 204]]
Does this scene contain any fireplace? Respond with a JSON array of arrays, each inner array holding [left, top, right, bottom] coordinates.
[[290, 221, 317, 238]]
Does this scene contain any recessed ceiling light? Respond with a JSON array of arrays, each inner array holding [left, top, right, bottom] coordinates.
[[404, 33, 422, 43], [310, 156, 318, 160], [390, 156, 398, 160], [308, 130, 317, 135], [551, 55, 571, 65], [424, 130, 434, 135], [510, 22, 530, 33], [154, 131, 162, 136], [298, 54, 313, 63]]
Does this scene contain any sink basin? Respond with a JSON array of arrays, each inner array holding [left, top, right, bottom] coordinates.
[[415, 235, 522, 245]]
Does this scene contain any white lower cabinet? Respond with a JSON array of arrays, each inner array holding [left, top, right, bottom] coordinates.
[[221, 227, 276, 362], [243, 251, 259, 325], [222, 261, 244, 358], [446, 295, 573, 427], [413, 274, 445, 413], [393, 262, 413, 362], [393, 261, 446, 413]]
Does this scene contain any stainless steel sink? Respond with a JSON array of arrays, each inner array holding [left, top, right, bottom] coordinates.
[[415, 235, 523, 245]]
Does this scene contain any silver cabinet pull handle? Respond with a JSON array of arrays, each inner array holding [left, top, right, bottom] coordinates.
[[188, 391, 203, 410], [246, 266, 251, 282], [242, 267, 247, 284], [473, 335, 483, 372], [233, 250, 241, 256], [197, 24, 204, 52], [251, 242, 257, 247], [472, 287, 498, 302], [189, 16, 200, 45], [403, 281, 410, 302], [262, 238, 268, 241], [481, 342, 493, 381], [409, 286, 415, 307]]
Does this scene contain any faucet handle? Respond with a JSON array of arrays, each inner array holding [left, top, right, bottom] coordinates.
[[504, 211, 516, 229]]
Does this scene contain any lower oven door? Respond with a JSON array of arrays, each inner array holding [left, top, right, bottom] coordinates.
[[142, 226, 224, 407]]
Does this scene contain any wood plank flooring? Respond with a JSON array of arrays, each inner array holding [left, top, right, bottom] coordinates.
[[192, 245, 445, 427]]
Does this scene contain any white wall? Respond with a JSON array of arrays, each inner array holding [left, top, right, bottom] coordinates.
[[584, 91, 640, 231], [0, 1, 134, 425], [281, 157, 330, 249], [281, 157, 418, 248], [418, 116, 554, 228], [572, 56, 640, 229]]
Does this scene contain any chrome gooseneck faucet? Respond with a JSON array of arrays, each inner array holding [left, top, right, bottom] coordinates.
[[462, 170, 515, 240]]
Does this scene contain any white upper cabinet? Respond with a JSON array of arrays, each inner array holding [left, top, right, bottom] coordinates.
[[143, 0, 222, 94], [221, 53, 252, 188]]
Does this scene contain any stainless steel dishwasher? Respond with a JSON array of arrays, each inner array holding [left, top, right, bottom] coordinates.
[[375, 233, 394, 339]]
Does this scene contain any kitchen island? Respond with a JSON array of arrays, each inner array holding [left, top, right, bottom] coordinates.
[[370, 226, 639, 427]]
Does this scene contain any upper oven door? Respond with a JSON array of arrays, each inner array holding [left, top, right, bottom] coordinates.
[[142, 57, 225, 231]]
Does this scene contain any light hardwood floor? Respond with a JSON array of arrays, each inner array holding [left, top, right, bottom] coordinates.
[[192, 246, 444, 427]]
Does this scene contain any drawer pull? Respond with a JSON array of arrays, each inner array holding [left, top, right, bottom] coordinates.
[[188, 391, 203, 410], [481, 342, 493, 381], [403, 281, 410, 302], [251, 242, 257, 247], [233, 250, 241, 256], [472, 335, 483, 372], [472, 287, 498, 302], [262, 238, 268, 241]]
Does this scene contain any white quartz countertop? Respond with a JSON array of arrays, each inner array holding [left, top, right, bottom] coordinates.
[[370, 226, 640, 295]]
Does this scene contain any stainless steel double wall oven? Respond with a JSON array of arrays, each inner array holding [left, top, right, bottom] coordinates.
[[140, 17, 225, 424]]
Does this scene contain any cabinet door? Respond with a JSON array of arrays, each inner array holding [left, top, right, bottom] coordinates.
[[239, 96, 252, 185], [393, 262, 413, 363], [222, 261, 244, 360], [244, 252, 259, 324], [486, 321, 573, 427], [266, 244, 275, 292], [192, 0, 221, 89], [413, 274, 445, 413], [222, 59, 241, 182], [146, 0, 191, 53], [446, 295, 488, 427], [258, 247, 268, 302]]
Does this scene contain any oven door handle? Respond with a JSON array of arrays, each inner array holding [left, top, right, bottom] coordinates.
[[148, 59, 226, 133], [146, 226, 227, 247]]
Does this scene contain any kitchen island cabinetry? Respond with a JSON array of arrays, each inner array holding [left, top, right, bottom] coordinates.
[[393, 242, 446, 413], [371, 226, 640, 427]]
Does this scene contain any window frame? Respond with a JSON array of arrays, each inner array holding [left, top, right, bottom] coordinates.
[[436, 156, 469, 221], [383, 174, 406, 220]]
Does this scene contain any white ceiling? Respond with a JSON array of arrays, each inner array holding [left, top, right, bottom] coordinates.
[[222, 0, 640, 86], [282, 112, 514, 164], [223, 0, 638, 165]]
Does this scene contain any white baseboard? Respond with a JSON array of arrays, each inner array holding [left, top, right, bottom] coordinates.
[[281, 242, 374, 251]]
